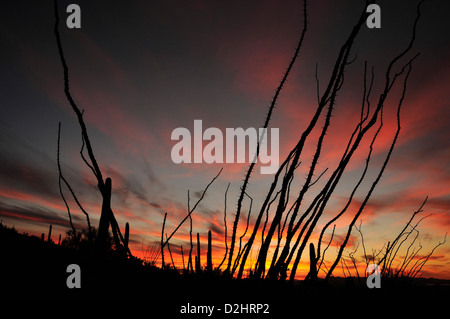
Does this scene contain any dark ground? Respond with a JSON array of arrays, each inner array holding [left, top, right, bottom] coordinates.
[[1, 223, 449, 312]]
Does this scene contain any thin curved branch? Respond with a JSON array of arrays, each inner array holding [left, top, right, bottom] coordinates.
[[162, 168, 223, 249], [228, 0, 309, 274], [54, 0, 105, 193]]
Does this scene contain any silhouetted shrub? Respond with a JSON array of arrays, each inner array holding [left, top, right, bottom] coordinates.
[[61, 227, 113, 253]]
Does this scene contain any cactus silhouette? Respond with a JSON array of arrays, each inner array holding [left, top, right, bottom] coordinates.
[[207, 230, 212, 273], [309, 243, 317, 280], [195, 256, 199, 274], [124, 222, 129, 250], [47, 225, 52, 243], [196, 233, 201, 274]]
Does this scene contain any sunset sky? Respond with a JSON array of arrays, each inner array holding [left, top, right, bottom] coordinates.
[[1, 0, 449, 279]]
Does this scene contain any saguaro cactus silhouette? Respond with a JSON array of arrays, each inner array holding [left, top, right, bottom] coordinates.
[[98, 177, 112, 251], [196, 233, 201, 274], [47, 225, 52, 243], [207, 230, 212, 273], [309, 243, 317, 280], [124, 222, 130, 250]]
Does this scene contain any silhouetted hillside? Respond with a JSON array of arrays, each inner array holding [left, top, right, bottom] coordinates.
[[1, 223, 449, 305]]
